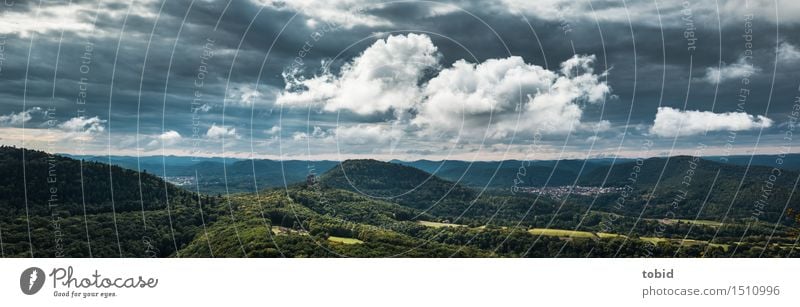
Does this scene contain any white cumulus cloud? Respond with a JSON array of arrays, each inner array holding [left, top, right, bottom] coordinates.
[[278, 34, 611, 142], [291, 126, 331, 141], [266, 126, 282, 135], [277, 33, 439, 116], [58, 116, 106, 134], [159, 130, 182, 144], [206, 124, 239, 140], [145, 130, 182, 148], [777, 41, 800, 63], [650, 107, 773, 137], [226, 85, 267, 107], [701, 56, 759, 83], [0, 107, 41, 126], [414, 54, 610, 138]]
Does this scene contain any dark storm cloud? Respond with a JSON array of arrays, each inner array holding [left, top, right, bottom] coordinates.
[[0, 0, 797, 158]]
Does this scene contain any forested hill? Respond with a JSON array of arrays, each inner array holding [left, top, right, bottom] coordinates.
[[578, 155, 795, 187], [0, 146, 194, 215], [0, 146, 204, 257], [320, 159, 476, 211], [321, 159, 458, 195], [577, 156, 800, 221], [394, 159, 609, 188]]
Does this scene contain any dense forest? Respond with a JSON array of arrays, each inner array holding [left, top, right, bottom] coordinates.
[[1, 146, 798, 258]]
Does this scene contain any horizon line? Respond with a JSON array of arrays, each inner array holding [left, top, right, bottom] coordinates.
[[53, 151, 800, 163]]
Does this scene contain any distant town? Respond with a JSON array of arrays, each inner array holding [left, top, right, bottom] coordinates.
[[516, 186, 624, 199], [164, 176, 196, 187]]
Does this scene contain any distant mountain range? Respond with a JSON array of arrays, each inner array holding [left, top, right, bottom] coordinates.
[[61, 153, 800, 192], [62, 154, 339, 193]]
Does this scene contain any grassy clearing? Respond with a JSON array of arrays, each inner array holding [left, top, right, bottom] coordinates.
[[477, 225, 509, 230], [528, 228, 596, 238], [417, 221, 466, 228], [597, 232, 627, 239], [639, 237, 669, 244], [271, 226, 285, 234], [646, 218, 723, 227], [327, 236, 364, 244]]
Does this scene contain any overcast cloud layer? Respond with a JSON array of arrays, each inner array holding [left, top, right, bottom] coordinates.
[[0, 0, 798, 160]]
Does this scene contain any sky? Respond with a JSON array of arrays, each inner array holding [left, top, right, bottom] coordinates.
[[0, 0, 799, 161]]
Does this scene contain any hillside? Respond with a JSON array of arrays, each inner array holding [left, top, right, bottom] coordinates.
[[68, 154, 338, 193], [394, 159, 614, 188], [179, 188, 489, 257], [319, 159, 479, 215], [708, 154, 800, 171], [578, 156, 800, 221], [0, 146, 212, 257]]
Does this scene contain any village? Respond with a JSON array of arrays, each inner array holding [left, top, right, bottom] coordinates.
[[517, 185, 625, 199]]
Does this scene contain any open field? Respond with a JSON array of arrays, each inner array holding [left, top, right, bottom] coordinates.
[[417, 221, 466, 228], [327, 236, 364, 244], [528, 228, 596, 238], [597, 232, 626, 239], [417, 220, 786, 254]]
